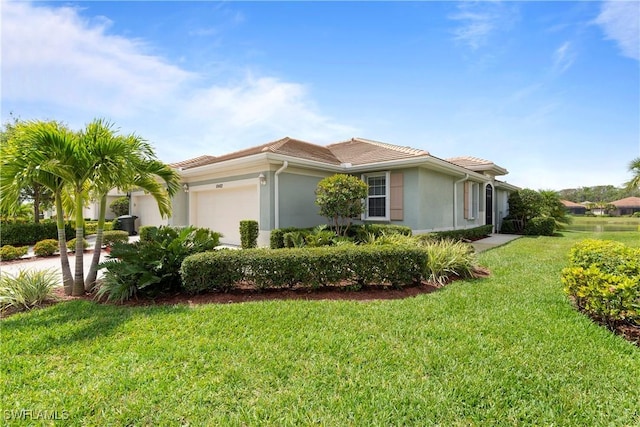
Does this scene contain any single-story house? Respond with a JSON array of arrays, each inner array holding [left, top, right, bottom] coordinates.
[[83, 188, 128, 221], [561, 200, 587, 215], [610, 196, 640, 216], [130, 137, 519, 246]]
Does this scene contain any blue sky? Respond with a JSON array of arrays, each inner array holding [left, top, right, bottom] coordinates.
[[2, 1, 639, 190]]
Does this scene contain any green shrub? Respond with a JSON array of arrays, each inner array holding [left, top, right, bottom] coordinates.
[[0, 245, 28, 261], [139, 226, 159, 243], [633, 211, 640, 218], [0, 269, 58, 312], [270, 227, 314, 249], [524, 216, 556, 236], [500, 218, 522, 234], [561, 240, 640, 328], [431, 225, 493, 241], [350, 224, 412, 243], [239, 220, 259, 249], [101, 230, 129, 247], [109, 197, 130, 217], [181, 246, 427, 294], [97, 226, 221, 302], [0, 221, 74, 246], [33, 239, 59, 257], [84, 220, 113, 235], [67, 238, 89, 252], [419, 239, 481, 286]]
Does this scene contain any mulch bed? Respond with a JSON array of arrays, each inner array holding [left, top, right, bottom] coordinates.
[[51, 281, 443, 307]]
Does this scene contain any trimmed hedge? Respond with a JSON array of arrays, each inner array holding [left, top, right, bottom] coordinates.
[[0, 245, 28, 261], [101, 230, 129, 247], [239, 220, 259, 249], [181, 246, 427, 293], [0, 222, 75, 246], [561, 239, 640, 328], [431, 225, 493, 241], [524, 216, 555, 236], [269, 224, 413, 249], [33, 239, 59, 257]]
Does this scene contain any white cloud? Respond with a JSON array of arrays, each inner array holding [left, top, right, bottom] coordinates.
[[449, 2, 518, 50], [595, 0, 640, 61], [553, 41, 576, 74], [0, 2, 356, 162]]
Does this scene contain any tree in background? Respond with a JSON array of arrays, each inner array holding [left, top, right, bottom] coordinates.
[[626, 157, 640, 191], [315, 174, 368, 236]]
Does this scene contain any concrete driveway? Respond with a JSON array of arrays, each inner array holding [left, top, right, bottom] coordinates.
[[0, 236, 139, 278]]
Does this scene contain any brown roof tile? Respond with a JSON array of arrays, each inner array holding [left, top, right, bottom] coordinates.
[[175, 137, 341, 170], [327, 137, 429, 166], [611, 196, 640, 208], [561, 200, 585, 208], [170, 155, 217, 169]]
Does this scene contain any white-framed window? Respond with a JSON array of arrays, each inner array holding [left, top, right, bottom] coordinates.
[[464, 181, 479, 220], [362, 172, 390, 220]]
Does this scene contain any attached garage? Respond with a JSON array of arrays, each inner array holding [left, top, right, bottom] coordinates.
[[131, 194, 167, 230], [190, 180, 260, 246]]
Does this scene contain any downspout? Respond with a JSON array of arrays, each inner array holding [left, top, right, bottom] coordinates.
[[274, 161, 289, 229], [453, 174, 469, 230]]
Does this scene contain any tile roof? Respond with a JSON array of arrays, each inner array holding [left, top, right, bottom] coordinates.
[[446, 156, 507, 175], [173, 136, 507, 176], [561, 200, 585, 208], [175, 137, 341, 170], [611, 196, 640, 207], [170, 155, 217, 170], [327, 137, 429, 166]]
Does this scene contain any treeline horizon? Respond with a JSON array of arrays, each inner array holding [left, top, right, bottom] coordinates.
[[557, 185, 640, 203]]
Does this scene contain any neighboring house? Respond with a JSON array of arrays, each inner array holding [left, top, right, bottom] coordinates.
[[130, 137, 519, 246], [561, 200, 587, 215], [83, 188, 128, 221], [610, 197, 640, 216]]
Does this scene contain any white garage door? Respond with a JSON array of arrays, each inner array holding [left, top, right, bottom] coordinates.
[[131, 195, 166, 229], [193, 185, 259, 246]]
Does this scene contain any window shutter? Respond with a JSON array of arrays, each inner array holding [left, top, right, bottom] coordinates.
[[390, 172, 403, 220]]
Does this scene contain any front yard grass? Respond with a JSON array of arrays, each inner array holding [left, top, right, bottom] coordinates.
[[1, 231, 639, 426]]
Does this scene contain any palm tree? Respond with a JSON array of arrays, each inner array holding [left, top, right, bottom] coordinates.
[[626, 157, 640, 190], [81, 119, 180, 291], [1, 121, 76, 293]]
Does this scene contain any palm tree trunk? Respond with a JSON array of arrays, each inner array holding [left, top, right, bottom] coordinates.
[[72, 190, 85, 296], [85, 194, 107, 292], [55, 191, 73, 295]]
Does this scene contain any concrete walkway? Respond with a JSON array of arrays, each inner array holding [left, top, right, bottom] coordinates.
[[471, 233, 521, 253]]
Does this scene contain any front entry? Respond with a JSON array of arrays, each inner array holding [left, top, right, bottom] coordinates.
[[485, 184, 493, 228]]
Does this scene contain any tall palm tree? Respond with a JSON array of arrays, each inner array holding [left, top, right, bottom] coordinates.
[[81, 119, 180, 291], [0, 121, 76, 293], [626, 157, 640, 190]]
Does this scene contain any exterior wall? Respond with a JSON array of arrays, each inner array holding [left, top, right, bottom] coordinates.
[[416, 168, 457, 232], [276, 170, 330, 229], [495, 187, 511, 232], [169, 189, 189, 226]]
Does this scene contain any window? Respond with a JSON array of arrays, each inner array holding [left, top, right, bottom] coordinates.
[[464, 181, 479, 220], [363, 172, 390, 220]]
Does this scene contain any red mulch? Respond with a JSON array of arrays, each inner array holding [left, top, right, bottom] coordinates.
[[51, 281, 442, 307]]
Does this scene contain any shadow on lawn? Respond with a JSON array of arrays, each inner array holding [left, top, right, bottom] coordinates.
[[1, 299, 191, 352]]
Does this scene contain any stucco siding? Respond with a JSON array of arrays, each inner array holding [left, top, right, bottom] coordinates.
[[417, 168, 456, 231], [278, 172, 327, 228]]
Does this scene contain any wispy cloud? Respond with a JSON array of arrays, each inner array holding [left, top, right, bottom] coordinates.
[[553, 41, 576, 74], [449, 2, 518, 50], [595, 0, 640, 61], [0, 2, 356, 162]]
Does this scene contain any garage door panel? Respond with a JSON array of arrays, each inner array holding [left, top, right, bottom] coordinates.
[[195, 185, 259, 246]]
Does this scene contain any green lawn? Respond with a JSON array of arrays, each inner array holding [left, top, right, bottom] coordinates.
[[2, 231, 639, 426]]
